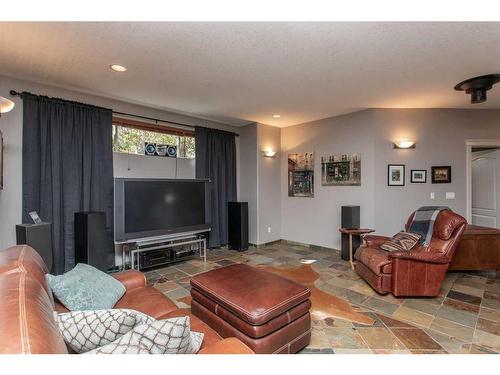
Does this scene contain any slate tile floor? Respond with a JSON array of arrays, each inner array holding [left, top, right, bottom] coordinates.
[[144, 243, 500, 354]]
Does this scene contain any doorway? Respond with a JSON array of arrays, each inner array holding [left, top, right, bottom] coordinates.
[[466, 140, 500, 228]]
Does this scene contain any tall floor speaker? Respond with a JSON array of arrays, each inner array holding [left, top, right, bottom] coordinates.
[[16, 223, 54, 273], [75, 212, 111, 272], [228, 202, 249, 251], [341, 206, 360, 261]]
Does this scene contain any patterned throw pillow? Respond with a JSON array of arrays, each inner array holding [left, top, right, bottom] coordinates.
[[46, 263, 126, 311], [86, 317, 204, 354], [380, 231, 421, 252], [55, 309, 155, 353]]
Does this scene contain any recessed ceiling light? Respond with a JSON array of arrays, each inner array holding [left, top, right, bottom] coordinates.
[[272, 114, 281, 118], [110, 64, 127, 72]]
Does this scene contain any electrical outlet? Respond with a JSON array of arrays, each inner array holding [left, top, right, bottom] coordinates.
[[267, 227, 271, 233], [446, 192, 455, 200], [430, 192, 435, 200]]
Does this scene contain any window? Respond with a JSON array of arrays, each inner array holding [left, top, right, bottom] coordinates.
[[112, 117, 195, 158]]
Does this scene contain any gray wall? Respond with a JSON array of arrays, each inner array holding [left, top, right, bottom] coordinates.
[[281, 110, 376, 249], [0, 74, 240, 250], [238, 122, 282, 245], [281, 108, 500, 249], [257, 123, 281, 244]]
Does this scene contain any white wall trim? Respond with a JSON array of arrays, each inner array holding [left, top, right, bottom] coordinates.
[[466, 139, 500, 223]]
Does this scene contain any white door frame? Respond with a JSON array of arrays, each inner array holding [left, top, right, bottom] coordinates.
[[466, 139, 500, 223]]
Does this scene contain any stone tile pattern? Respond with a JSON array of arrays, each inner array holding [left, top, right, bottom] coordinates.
[[143, 243, 500, 354]]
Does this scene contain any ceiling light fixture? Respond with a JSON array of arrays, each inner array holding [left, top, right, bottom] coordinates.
[[454, 74, 500, 104], [110, 64, 127, 72], [272, 114, 281, 118], [0, 96, 15, 117], [393, 140, 416, 149]]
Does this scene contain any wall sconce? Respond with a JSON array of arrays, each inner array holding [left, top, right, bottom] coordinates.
[[263, 149, 276, 158], [0, 96, 15, 117], [393, 140, 416, 149]]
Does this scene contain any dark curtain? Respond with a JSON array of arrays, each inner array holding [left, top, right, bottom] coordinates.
[[22, 93, 114, 274], [195, 126, 237, 248]]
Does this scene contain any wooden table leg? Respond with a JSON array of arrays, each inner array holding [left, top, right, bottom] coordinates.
[[349, 234, 354, 270]]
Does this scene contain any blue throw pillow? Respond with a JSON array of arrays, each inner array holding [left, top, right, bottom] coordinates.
[[46, 263, 126, 311]]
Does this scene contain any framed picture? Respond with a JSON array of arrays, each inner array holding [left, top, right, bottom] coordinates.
[[288, 152, 314, 197], [411, 169, 427, 183], [432, 166, 451, 183], [388, 164, 405, 186], [321, 153, 361, 186]]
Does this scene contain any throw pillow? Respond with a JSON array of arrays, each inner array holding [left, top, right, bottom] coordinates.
[[85, 316, 204, 354], [46, 263, 126, 311], [55, 309, 155, 353], [380, 231, 421, 252]]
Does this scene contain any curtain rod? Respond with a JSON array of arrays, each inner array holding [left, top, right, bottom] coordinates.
[[9, 90, 239, 137]]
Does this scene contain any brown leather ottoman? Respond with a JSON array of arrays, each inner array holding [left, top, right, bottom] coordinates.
[[190, 263, 311, 354]]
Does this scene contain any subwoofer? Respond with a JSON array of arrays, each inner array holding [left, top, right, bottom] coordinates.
[[16, 223, 54, 273], [228, 202, 249, 251], [341, 206, 360, 261], [74, 212, 111, 272]]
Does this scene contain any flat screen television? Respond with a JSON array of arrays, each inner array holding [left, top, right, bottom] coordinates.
[[114, 178, 209, 242]]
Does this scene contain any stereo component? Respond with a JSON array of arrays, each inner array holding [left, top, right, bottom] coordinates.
[[341, 206, 360, 261], [228, 202, 249, 251], [75, 212, 111, 272], [143, 142, 177, 157], [16, 222, 54, 273]]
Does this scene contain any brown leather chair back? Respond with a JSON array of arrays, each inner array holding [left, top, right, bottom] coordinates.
[[405, 209, 467, 260], [0, 246, 67, 354]]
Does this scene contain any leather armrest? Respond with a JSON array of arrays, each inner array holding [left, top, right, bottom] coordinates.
[[389, 246, 449, 264], [363, 235, 390, 248], [112, 270, 147, 291], [198, 338, 254, 354]]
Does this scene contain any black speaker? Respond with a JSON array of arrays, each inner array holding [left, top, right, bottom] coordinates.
[[341, 206, 360, 261], [16, 223, 54, 273], [228, 202, 249, 251], [74, 212, 111, 272]]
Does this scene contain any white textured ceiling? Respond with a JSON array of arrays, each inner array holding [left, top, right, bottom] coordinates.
[[1, 22, 500, 127]]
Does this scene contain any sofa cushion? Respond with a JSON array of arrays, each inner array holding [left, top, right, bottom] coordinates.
[[46, 263, 126, 311], [159, 308, 222, 350], [354, 247, 392, 275], [114, 286, 178, 319], [380, 231, 420, 252], [86, 316, 204, 354], [55, 309, 154, 353]]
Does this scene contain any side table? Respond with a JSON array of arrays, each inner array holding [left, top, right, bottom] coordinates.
[[339, 228, 375, 269]]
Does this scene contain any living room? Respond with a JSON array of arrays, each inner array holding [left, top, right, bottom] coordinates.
[[1, 2, 499, 374]]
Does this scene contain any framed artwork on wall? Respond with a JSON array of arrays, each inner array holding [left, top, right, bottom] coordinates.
[[321, 153, 361, 186], [432, 166, 451, 183], [411, 169, 427, 183], [288, 152, 314, 197], [388, 164, 405, 186]]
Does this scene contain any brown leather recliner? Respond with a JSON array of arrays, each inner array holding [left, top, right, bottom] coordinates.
[[354, 209, 467, 297]]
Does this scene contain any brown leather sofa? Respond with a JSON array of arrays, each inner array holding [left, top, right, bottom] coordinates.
[[354, 209, 467, 297], [0, 245, 253, 354]]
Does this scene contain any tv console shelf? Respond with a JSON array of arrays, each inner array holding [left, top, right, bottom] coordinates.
[[117, 229, 209, 271]]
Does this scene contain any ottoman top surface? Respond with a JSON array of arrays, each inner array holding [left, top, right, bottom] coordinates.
[[190, 264, 310, 325]]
